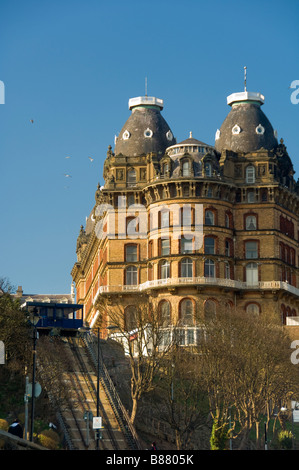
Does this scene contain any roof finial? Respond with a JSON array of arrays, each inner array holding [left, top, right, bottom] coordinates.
[[244, 66, 247, 92], [145, 77, 148, 97]]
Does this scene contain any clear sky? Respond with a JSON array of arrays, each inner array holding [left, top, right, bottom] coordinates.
[[0, 0, 298, 295]]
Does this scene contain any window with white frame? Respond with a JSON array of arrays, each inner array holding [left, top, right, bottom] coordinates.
[[160, 260, 170, 279], [204, 259, 215, 278], [181, 258, 193, 278], [125, 266, 138, 285], [246, 165, 255, 183]]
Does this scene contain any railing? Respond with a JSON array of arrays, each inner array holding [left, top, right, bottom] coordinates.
[[93, 278, 299, 301]]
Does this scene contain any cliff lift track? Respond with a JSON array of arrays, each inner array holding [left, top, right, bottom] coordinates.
[[81, 331, 142, 450], [65, 336, 125, 450]]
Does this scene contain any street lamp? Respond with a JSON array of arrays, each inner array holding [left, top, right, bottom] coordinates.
[[27, 307, 40, 442]]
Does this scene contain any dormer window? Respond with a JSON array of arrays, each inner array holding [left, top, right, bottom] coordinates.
[[127, 168, 136, 185], [204, 162, 212, 176], [182, 160, 190, 176]]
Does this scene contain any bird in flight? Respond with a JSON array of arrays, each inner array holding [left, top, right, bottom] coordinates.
[[30, 119, 34, 124], [88, 157, 94, 162], [64, 174, 72, 178]]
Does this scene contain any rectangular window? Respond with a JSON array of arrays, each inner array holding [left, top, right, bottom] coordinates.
[[245, 241, 258, 259], [125, 245, 138, 262], [205, 237, 215, 254], [161, 211, 170, 229], [161, 238, 170, 256], [181, 237, 193, 254]]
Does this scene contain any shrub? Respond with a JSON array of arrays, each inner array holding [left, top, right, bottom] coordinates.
[[0, 419, 9, 431], [37, 429, 60, 450], [0, 419, 9, 449], [278, 430, 293, 450]]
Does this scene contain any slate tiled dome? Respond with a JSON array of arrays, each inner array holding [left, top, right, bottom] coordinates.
[[114, 96, 176, 157], [215, 91, 278, 154]]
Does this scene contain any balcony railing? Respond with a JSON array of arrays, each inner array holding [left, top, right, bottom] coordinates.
[[93, 278, 299, 303]]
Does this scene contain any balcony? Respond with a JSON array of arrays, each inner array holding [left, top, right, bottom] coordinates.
[[93, 278, 299, 303]]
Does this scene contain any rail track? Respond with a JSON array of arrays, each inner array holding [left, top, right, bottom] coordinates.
[[60, 335, 131, 450]]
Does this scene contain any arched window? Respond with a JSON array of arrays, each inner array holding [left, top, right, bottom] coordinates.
[[204, 299, 217, 320], [245, 215, 257, 230], [224, 261, 231, 279], [180, 298, 194, 326], [246, 303, 260, 315], [246, 262, 258, 286], [160, 260, 170, 279], [205, 210, 215, 226], [124, 306, 137, 331], [159, 301, 171, 327], [225, 213, 230, 228], [246, 165, 255, 183], [127, 168, 136, 184], [148, 263, 153, 281], [181, 258, 193, 278], [126, 216, 138, 237], [204, 259, 215, 278], [125, 266, 138, 285]]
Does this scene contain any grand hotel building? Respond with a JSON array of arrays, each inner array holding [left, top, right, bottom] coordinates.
[[71, 88, 299, 341]]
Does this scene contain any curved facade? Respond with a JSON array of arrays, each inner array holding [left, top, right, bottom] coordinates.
[[71, 90, 299, 342]]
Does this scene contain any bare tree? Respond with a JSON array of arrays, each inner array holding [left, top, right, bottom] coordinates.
[[156, 346, 209, 450], [197, 306, 299, 449], [37, 336, 81, 412], [96, 300, 174, 424]]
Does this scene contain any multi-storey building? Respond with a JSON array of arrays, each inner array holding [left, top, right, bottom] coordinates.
[[71, 89, 299, 341]]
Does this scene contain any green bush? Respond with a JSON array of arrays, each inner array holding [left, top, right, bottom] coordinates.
[[278, 430, 293, 450], [210, 418, 230, 450]]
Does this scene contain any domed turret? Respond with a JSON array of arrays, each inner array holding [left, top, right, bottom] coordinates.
[[114, 96, 176, 157], [166, 132, 217, 177], [215, 91, 278, 154]]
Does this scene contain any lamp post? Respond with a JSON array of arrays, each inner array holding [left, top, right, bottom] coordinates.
[[28, 307, 40, 442]]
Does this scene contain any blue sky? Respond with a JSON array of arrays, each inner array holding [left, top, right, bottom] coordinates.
[[0, 0, 298, 295]]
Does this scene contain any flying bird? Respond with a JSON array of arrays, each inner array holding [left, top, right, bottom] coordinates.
[[30, 119, 34, 124], [88, 157, 94, 162], [65, 156, 71, 159], [64, 174, 72, 178]]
